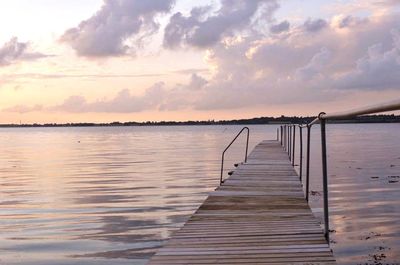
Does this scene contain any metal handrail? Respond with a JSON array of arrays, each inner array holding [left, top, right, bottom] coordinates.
[[281, 124, 297, 165], [220, 127, 250, 184], [286, 98, 400, 243], [309, 99, 400, 126]]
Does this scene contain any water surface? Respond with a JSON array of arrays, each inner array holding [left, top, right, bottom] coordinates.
[[0, 124, 399, 264]]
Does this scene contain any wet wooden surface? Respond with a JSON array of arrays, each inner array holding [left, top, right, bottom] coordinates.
[[148, 140, 336, 264]]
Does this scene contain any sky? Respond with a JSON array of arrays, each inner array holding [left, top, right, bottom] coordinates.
[[0, 0, 399, 123]]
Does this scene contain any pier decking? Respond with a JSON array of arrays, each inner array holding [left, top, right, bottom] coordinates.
[[148, 140, 336, 264]]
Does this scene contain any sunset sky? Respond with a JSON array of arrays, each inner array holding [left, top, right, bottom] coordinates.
[[0, 0, 399, 123]]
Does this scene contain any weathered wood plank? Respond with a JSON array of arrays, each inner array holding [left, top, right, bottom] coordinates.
[[147, 140, 336, 265]]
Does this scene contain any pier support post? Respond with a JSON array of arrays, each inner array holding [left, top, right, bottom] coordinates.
[[306, 125, 311, 202], [287, 126, 289, 154], [285, 125, 288, 151], [292, 126, 296, 166], [320, 116, 330, 243], [283, 126, 285, 150], [299, 126, 303, 181], [288, 126, 292, 160], [245, 129, 249, 163]]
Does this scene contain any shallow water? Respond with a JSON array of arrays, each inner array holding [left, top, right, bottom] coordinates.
[[0, 124, 399, 264], [304, 124, 400, 265]]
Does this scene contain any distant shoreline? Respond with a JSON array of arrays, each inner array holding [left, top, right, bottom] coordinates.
[[1, 114, 400, 128]]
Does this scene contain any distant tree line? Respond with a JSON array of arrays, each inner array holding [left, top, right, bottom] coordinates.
[[1, 114, 399, 128]]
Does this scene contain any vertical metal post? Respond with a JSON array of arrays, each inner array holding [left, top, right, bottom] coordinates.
[[280, 126, 283, 145], [285, 125, 288, 151], [287, 126, 290, 156], [291, 125, 293, 160], [306, 125, 311, 202], [245, 128, 249, 163], [288, 126, 292, 160], [287, 125, 289, 153], [292, 126, 296, 166], [276, 128, 279, 141], [299, 126, 303, 181], [283, 126, 286, 150], [220, 153, 225, 184], [320, 117, 330, 243]]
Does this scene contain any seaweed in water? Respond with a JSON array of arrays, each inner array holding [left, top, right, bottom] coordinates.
[[362, 246, 396, 265], [369, 252, 386, 264], [310, 190, 321, 196], [363, 231, 381, 240], [387, 175, 399, 183]]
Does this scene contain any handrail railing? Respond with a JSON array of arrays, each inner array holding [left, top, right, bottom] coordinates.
[[220, 127, 250, 184], [308, 99, 400, 126], [278, 98, 400, 243]]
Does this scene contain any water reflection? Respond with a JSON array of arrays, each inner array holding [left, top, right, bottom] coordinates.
[[297, 123, 400, 264], [0, 124, 399, 264], [0, 126, 261, 265]]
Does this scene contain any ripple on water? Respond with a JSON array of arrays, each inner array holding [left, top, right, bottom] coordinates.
[[0, 124, 399, 264]]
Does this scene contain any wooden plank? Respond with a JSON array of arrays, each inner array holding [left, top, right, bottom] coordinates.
[[147, 140, 336, 265]]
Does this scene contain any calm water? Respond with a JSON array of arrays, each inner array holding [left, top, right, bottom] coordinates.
[[0, 124, 399, 265]]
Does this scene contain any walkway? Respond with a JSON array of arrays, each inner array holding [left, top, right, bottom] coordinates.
[[148, 140, 336, 264]]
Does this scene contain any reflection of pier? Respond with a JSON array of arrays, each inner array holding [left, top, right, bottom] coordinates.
[[148, 140, 336, 264], [148, 99, 400, 264]]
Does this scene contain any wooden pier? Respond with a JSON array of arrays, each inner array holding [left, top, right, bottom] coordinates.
[[148, 140, 336, 264]]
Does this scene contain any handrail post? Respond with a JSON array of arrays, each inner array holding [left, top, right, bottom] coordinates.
[[299, 126, 303, 181], [288, 126, 292, 160], [320, 115, 330, 243], [284, 125, 286, 150], [220, 153, 225, 184], [301, 99, 400, 244], [306, 125, 311, 202], [220, 127, 250, 184], [245, 128, 249, 163], [284, 125, 287, 151], [286, 125, 288, 153], [290, 126, 292, 160], [292, 126, 296, 166], [286, 125, 290, 156]]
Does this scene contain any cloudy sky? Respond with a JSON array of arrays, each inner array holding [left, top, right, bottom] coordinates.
[[0, 0, 399, 123]]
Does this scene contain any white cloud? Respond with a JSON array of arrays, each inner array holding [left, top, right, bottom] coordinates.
[[296, 47, 332, 81], [186, 73, 208, 91], [4, 2, 400, 115], [0, 37, 48, 66], [50, 82, 167, 113], [270, 20, 290, 34], [331, 15, 369, 29], [185, 12, 400, 110], [4, 72, 210, 114], [303, 18, 328, 32], [335, 29, 400, 90], [2, 104, 43, 113], [163, 0, 278, 48], [61, 0, 175, 57]]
